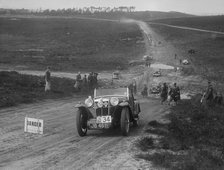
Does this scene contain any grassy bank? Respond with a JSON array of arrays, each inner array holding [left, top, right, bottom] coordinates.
[[0, 71, 76, 107], [0, 17, 145, 72], [136, 97, 224, 170]]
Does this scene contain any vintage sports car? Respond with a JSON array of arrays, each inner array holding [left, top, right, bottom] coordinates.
[[182, 59, 189, 65], [75, 87, 141, 136], [153, 71, 161, 77]]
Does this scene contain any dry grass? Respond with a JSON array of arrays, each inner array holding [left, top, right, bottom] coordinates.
[[0, 71, 76, 107], [0, 17, 145, 72], [136, 98, 224, 170]]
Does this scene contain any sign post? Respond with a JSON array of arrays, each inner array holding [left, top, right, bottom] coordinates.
[[24, 117, 44, 134]]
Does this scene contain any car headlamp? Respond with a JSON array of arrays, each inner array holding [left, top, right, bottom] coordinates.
[[97, 98, 103, 108], [110, 97, 119, 106], [85, 96, 93, 107]]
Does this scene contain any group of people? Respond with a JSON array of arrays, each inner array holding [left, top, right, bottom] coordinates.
[[74, 72, 98, 93], [44, 66, 222, 107], [141, 82, 181, 105], [141, 81, 223, 106], [201, 81, 223, 106], [43, 67, 98, 94], [161, 82, 180, 105]]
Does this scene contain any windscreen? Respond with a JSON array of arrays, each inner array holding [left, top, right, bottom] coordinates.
[[95, 88, 128, 98]]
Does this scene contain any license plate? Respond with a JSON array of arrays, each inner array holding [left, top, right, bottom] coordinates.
[[96, 116, 112, 123]]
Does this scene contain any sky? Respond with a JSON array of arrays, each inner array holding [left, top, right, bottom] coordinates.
[[0, 0, 224, 15]]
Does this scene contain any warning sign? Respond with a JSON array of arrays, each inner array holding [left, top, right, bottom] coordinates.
[[24, 117, 43, 134]]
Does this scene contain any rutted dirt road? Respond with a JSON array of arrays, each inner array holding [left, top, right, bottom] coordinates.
[[0, 96, 168, 170]]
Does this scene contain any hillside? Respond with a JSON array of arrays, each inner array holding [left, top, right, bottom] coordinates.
[[83, 11, 195, 21], [151, 15, 224, 32]]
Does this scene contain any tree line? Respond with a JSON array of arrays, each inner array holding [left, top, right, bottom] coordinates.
[[0, 6, 136, 16]]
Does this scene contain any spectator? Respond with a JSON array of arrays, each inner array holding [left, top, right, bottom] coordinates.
[[82, 74, 88, 93], [160, 82, 168, 104], [44, 66, 51, 92], [133, 79, 137, 94], [141, 84, 148, 98], [168, 83, 180, 105], [74, 72, 82, 91], [88, 72, 94, 91], [205, 81, 214, 105]]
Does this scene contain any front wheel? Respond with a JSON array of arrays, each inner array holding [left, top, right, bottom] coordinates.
[[76, 109, 87, 136], [120, 107, 130, 136]]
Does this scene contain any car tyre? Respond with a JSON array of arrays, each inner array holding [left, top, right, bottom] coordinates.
[[76, 109, 87, 137], [120, 107, 130, 136]]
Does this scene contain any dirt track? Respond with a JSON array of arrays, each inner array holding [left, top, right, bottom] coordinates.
[[0, 95, 169, 169], [0, 18, 196, 169]]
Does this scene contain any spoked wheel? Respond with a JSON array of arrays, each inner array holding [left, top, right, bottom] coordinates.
[[76, 109, 87, 136], [120, 107, 130, 136]]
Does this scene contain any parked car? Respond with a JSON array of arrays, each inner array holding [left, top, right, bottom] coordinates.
[[153, 71, 161, 77], [75, 87, 141, 136], [182, 59, 189, 65], [112, 71, 120, 79], [150, 84, 161, 94]]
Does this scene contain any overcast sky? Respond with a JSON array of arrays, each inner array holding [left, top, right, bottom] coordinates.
[[1, 0, 224, 15]]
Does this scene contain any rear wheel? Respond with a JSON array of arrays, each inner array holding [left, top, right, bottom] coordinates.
[[120, 107, 130, 136], [76, 109, 87, 136]]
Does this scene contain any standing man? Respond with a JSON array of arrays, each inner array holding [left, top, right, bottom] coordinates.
[[141, 84, 148, 98], [76, 72, 82, 82], [133, 79, 137, 95], [205, 81, 214, 105], [160, 82, 168, 104], [88, 72, 93, 92], [44, 66, 51, 92], [82, 74, 88, 93], [75, 72, 82, 91]]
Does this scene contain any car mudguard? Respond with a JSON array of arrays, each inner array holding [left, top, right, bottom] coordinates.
[[119, 101, 129, 107], [75, 105, 94, 119]]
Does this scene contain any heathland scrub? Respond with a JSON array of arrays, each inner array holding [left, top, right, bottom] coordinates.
[[135, 18, 224, 169]]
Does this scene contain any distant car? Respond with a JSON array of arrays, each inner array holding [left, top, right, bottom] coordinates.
[[75, 87, 141, 136], [182, 59, 189, 65], [153, 71, 161, 77], [150, 85, 161, 94], [112, 71, 120, 79], [143, 55, 153, 61]]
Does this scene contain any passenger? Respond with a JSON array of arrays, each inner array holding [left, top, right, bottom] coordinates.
[[160, 82, 168, 104], [44, 66, 51, 92]]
